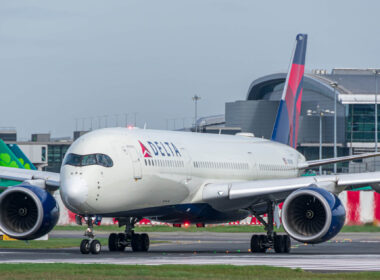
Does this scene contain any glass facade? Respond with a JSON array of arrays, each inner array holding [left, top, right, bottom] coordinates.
[[46, 144, 70, 172], [346, 104, 380, 142]]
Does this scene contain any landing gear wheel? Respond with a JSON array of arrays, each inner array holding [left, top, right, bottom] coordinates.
[[117, 233, 127, 251], [258, 235, 268, 253], [80, 239, 90, 254], [250, 234, 267, 253], [131, 234, 142, 252], [140, 233, 150, 252], [250, 235, 260, 253], [274, 234, 284, 253], [283, 235, 291, 253], [108, 233, 118, 251], [250, 202, 291, 254], [90, 239, 101, 254], [274, 235, 291, 253]]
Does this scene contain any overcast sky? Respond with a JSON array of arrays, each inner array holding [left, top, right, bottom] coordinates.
[[0, 1, 379, 140]]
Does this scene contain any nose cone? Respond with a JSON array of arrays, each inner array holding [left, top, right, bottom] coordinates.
[[60, 175, 89, 214]]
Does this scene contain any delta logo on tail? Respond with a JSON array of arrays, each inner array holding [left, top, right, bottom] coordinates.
[[138, 141, 152, 158], [271, 33, 307, 149]]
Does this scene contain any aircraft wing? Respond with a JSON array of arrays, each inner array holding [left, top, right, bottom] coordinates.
[[202, 172, 380, 211], [0, 166, 60, 191], [299, 152, 380, 169]]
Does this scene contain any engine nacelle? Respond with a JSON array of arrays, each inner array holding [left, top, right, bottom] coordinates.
[[282, 186, 345, 244], [0, 185, 59, 240]]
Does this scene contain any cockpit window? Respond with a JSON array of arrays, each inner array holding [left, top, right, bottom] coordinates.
[[81, 154, 97, 166], [64, 153, 113, 167], [64, 153, 81, 166], [96, 154, 113, 167]]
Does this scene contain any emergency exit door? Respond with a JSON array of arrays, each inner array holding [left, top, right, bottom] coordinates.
[[126, 145, 142, 179]]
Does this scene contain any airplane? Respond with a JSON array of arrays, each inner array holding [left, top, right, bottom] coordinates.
[[0, 33, 380, 255]]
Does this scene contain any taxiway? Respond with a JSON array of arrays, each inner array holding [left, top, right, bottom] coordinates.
[[1, 231, 379, 271]]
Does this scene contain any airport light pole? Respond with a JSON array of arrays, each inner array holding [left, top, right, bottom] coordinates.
[[192, 95, 201, 132], [307, 105, 333, 175], [374, 70, 380, 153], [330, 82, 338, 173]]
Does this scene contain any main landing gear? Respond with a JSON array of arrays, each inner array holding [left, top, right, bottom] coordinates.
[[250, 202, 291, 254], [80, 216, 102, 254], [108, 217, 150, 252]]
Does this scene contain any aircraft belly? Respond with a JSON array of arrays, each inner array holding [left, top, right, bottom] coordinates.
[[99, 203, 249, 224]]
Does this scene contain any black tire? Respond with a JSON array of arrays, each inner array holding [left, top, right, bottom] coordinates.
[[117, 233, 127, 251], [90, 239, 101, 254], [283, 235, 291, 253], [274, 234, 283, 253], [250, 234, 260, 253], [80, 239, 90, 254], [131, 234, 142, 252], [140, 233, 150, 252], [108, 233, 118, 251], [258, 235, 268, 253]]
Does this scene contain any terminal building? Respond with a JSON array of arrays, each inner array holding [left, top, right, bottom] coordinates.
[[198, 68, 380, 173]]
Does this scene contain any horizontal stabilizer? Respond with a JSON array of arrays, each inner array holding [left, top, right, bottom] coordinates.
[[299, 152, 380, 169]]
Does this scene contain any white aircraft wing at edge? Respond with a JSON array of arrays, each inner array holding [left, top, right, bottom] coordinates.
[[203, 171, 380, 208], [0, 166, 60, 191]]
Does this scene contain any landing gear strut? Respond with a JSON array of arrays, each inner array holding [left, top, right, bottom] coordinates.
[[80, 216, 102, 254], [108, 217, 150, 252], [250, 201, 291, 254]]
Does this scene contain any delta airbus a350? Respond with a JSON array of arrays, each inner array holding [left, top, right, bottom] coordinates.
[[0, 34, 380, 255]]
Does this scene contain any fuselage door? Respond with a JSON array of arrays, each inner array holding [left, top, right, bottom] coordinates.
[[126, 145, 142, 179], [247, 151, 258, 179], [180, 147, 192, 181]]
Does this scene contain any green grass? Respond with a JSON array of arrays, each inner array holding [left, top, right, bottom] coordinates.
[[53, 224, 380, 233], [0, 238, 166, 249], [0, 264, 379, 280], [340, 224, 380, 233], [0, 238, 108, 249]]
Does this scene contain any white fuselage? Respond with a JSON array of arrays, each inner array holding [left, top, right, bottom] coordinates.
[[60, 128, 305, 222]]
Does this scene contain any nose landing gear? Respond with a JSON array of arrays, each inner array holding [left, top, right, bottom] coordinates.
[[108, 217, 150, 252], [80, 216, 102, 254]]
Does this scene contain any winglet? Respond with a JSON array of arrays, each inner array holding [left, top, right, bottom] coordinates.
[[271, 34, 308, 148]]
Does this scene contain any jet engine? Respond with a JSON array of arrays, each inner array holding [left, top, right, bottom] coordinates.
[[281, 186, 345, 244], [0, 185, 59, 240]]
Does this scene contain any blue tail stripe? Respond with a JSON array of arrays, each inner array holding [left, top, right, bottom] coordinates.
[[271, 100, 290, 144], [293, 34, 307, 65]]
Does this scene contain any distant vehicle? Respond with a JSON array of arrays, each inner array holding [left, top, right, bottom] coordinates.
[[0, 34, 379, 255]]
